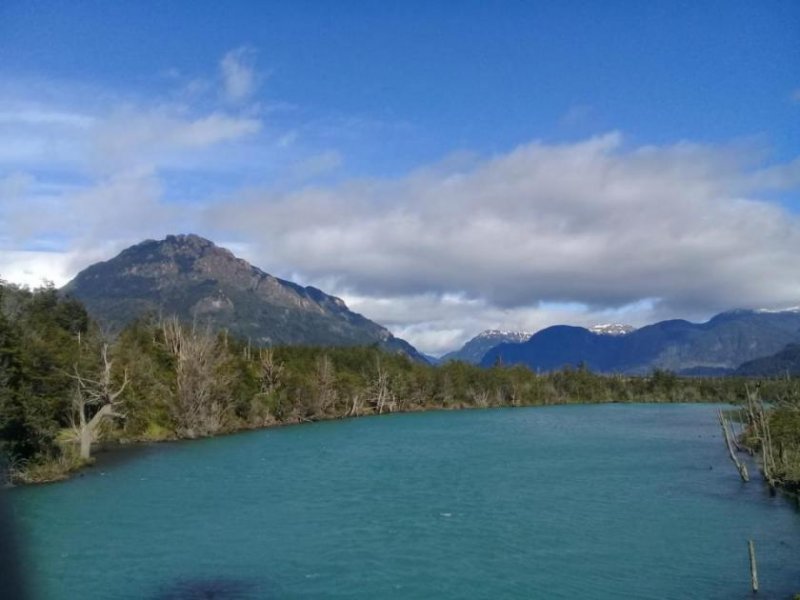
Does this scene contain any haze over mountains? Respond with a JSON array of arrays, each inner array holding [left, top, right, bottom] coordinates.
[[62, 234, 425, 360]]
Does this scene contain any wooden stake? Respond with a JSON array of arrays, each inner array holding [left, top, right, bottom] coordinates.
[[748, 539, 759, 594]]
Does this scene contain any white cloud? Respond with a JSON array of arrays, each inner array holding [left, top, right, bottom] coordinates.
[[0, 250, 77, 288], [91, 109, 261, 171], [220, 47, 258, 103], [340, 291, 660, 355], [201, 133, 800, 351], [289, 150, 343, 180], [0, 50, 270, 266], [1, 168, 178, 253], [0, 109, 95, 128]]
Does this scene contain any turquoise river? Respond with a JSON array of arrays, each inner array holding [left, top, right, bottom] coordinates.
[[7, 404, 800, 599]]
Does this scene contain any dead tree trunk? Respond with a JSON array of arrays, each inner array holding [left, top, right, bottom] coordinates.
[[258, 347, 284, 395], [748, 539, 759, 593], [744, 386, 778, 488], [348, 392, 364, 417], [70, 344, 128, 460], [718, 409, 749, 482], [314, 354, 337, 416], [370, 357, 395, 414]]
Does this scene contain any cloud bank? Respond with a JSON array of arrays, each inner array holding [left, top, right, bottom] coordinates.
[[209, 134, 800, 329]]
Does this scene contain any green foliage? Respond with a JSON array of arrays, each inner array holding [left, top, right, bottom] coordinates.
[[0, 282, 96, 469], [111, 317, 175, 437]]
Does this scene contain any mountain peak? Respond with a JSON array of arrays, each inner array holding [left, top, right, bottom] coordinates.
[[477, 329, 532, 340], [162, 233, 222, 253], [441, 329, 531, 364], [62, 236, 425, 360]]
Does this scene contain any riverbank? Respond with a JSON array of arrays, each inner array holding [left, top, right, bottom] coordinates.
[[0, 388, 775, 487], [4, 397, 693, 485]]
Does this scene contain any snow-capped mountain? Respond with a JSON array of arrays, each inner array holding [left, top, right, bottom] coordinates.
[[476, 330, 532, 343], [481, 309, 800, 374], [440, 329, 532, 364], [589, 323, 636, 336]]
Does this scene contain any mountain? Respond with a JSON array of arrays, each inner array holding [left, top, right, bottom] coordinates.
[[62, 234, 426, 360], [421, 353, 442, 366], [481, 310, 800, 374], [735, 344, 800, 377], [440, 330, 532, 364]]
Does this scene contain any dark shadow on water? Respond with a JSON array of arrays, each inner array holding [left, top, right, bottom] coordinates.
[[152, 577, 276, 600], [0, 466, 29, 600], [90, 440, 172, 472]]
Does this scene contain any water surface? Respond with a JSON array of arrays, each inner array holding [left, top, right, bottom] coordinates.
[[9, 404, 800, 599]]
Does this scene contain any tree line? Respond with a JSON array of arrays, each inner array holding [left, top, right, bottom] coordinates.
[[1, 282, 798, 487]]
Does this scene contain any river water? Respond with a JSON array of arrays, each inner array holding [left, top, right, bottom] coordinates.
[[8, 404, 800, 599]]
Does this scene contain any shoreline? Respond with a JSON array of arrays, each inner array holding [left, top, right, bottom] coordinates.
[[8, 399, 727, 487]]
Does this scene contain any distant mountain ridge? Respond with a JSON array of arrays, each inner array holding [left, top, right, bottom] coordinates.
[[735, 344, 800, 377], [62, 234, 425, 360], [440, 330, 532, 364], [481, 310, 800, 374]]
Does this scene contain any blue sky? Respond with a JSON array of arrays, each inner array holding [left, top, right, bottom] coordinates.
[[1, 1, 799, 353], [4, 1, 798, 171]]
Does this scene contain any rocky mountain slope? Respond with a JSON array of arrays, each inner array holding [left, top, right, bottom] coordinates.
[[735, 343, 800, 376], [62, 234, 425, 360], [481, 310, 800, 374]]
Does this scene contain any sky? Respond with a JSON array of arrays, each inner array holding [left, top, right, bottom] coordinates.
[[1, 1, 799, 355]]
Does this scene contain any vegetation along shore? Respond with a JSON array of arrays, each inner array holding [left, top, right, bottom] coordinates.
[[1, 281, 798, 493]]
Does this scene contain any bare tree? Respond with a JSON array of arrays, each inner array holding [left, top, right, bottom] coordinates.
[[368, 357, 395, 414], [469, 387, 490, 408], [69, 344, 128, 460], [258, 347, 284, 395], [161, 317, 231, 438], [347, 391, 364, 417], [314, 354, 337, 416]]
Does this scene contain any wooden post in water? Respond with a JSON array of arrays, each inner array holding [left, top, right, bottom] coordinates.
[[748, 539, 759, 594]]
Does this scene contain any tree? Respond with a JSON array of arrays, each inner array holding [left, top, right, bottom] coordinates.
[[161, 317, 232, 437], [314, 354, 337, 416], [368, 357, 395, 414], [69, 344, 128, 460], [258, 347, 284, 395], [0, 287, 27, 461]]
